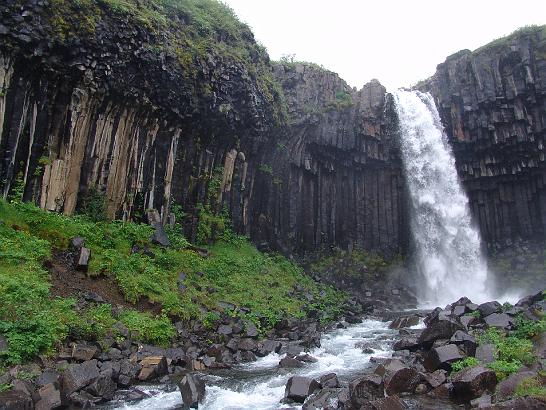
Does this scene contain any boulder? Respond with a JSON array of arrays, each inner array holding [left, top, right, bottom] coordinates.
[[483, 313, 514, 329], [86, 375, 116, 401], [319, 373, 340, 388], [217, 325, 233, 335], [418, 318, 464, 344], [475, 344, 496, 364], [178, 373, 205, 409], [389, 315, 420, 329], [451, 366, 497, 403], [484, 396, 546, 409], [367, 395, 408, 409], [71, 344, 98, 361], [238, 338, 257, 351], [477, 301, 502, 317], [470, 394, 491, 408], [450, 330, 478, 356], [296, 354, 318, 363], [375, 359, 423, 395], [76, 247, 91, 271], [0, 390, 33, 410], [349, 374, 384, 406], [68, 391, 102, 407], [393, 336, 420, 351], [495, 370, 537, 401], [245, 322, 259, 338], [302, 389, 337, 410], [424, 344, 464, 372], [62, 360, 100, 395], [284, 376, 321, 403], [279, 356, 304, 368], [34, 383, 62, 410], [35, 370, 60, 388], [71, 236, 85, 249], [138, 356, 168, 381], [151, 222, 170, 247], [422, 369, 447, 389]]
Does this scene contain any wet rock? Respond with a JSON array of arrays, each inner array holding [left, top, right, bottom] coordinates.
[[414, 383, 428, 394], [451, 366, 497, 403], [296, 353, 318, 363], [424, 344, 464, 372], [367, 395, 408, 409], [0, 390, 32, 409], [279, 356, 304, 368], [68, 390, 102, 407], [238, 338, 257, 351], [393, 336, 420, 351], [62, 359, 100, 395], [375, 359, 423, 395], [319, 373, 340, 388], [178, 373, 205, 409], [389, 315, 420, 329], [477, 302, 502, 317], [302, 389, 337, 410], [349, 374, 384, 406], [138, 356, 168, 381], [284, 376, 321, 403], [429, 382, 453, 400]]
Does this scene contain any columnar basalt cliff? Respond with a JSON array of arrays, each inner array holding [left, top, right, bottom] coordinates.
[[0, 1, 407, 255], [420, 27, 546, 248]]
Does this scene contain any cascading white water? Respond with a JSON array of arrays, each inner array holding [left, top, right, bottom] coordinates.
[[394, 90, 491, 307]]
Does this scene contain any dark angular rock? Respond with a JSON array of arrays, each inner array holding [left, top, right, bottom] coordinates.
[[418, 318, 464, 345], [367, 395, 408, 409], [0, 390, 32, 410], [478, 301, 502, 317], [238, 338, 257, 351], [138, 356, 168, 381], [451, 366, 497, 403], [450, 330, 478, 355], [178, 373, 205, 409], [349, 374, 384, 406], [495, 370, 537, 401], [279, 356, 304, 368], [76, 247, 91, 271], [86, 375, 116, 401], [424, 344, 464, 372], [296, 353, 318, 363], [302, 388, 337, 410], [284, 376, 320, 403], [71, 344, 98, 361], [485, 396, 546, 409], [36, 370, 60, 388], [475, 344, 496, 364], [470, 394, 491, 408], [319, 373, 340, 388], [68, 391, 102, 407], [483, 313, 514, 329], [245, 322, 259, 338], [34, 382, 62, 410], [62, 359, 100, 395], [423, 369, 447, 388], [151, 222, 170, 247], [389, 315, 420, 329], [375, 359, 423, 395], [71, 236, 85, 249], [393, 336, 420, 351], [217, 325, 233, 335]]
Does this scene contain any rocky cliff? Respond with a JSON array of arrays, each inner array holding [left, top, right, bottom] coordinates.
[[1, 2, 544, 257], [420, 26, 546, 249], [0, 1, 407, 256]]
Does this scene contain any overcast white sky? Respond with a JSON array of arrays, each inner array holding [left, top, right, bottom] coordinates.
[[223, 0, 545, 90]]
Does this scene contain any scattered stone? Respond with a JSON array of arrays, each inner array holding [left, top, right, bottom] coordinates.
[[151, 222, 170, 247], [483, 313, 513, 329], [319, 373, 340, 388], [424, 344, 464, 372], [284, 376, 320, 403], [349, 374, 384, 406], [376, 359, 423, 395], [451, 366, 497, 403], [477, 301, 502, 317], [76, 247, 91, 271], [217, 325, 233, 335], [71, 344, 98, 361], [68, 390, 102, 407], [178, 373, 205, 409], [301, 389, 336, 410], [0, 390, 33, 409], [279, 356, 304, 368], [34, 383, 62, 410], [475, 344, 495, 364], [86, 375, 116, 401], [418, 317, 464, 344], [62, 360, 100, 395], [423, 369, 447, 388], [368, 395, 408, 409], [389, 315, 420, 329], [245, 322, 259, 338]]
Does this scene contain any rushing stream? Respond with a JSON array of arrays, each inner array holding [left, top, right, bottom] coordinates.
[[113, 319, 396, 410]]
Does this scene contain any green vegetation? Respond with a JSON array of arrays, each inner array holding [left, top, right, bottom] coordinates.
[[451, 357, 480, 373], [514, 375, 546, 399], [473, 25, 546, 55], [258, 164, 274, 176], [310, 248, 391, 279], [0, 199, 345, 365]]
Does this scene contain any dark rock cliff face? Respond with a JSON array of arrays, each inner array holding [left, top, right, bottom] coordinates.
[[0, 1, 406, 255], [421, 27, 546, 248]]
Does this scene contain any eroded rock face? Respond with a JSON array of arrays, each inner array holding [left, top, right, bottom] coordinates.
[[420, 27, 546, 254]]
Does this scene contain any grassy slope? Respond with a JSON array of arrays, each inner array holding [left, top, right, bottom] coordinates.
[[0, 199, 345, 366]]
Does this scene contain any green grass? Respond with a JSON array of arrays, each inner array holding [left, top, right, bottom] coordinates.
[[451, 357, 480, 373], [0, 199, 346, 364], [473, 25, 546, 55], [309, 248, 391, 279], [514, 375, 546, 399]]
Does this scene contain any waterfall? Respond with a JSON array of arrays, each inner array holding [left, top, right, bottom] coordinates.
[[394, 90, 491, 306]]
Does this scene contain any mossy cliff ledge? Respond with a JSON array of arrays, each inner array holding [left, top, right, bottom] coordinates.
[[0, 1, 406, 255]]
